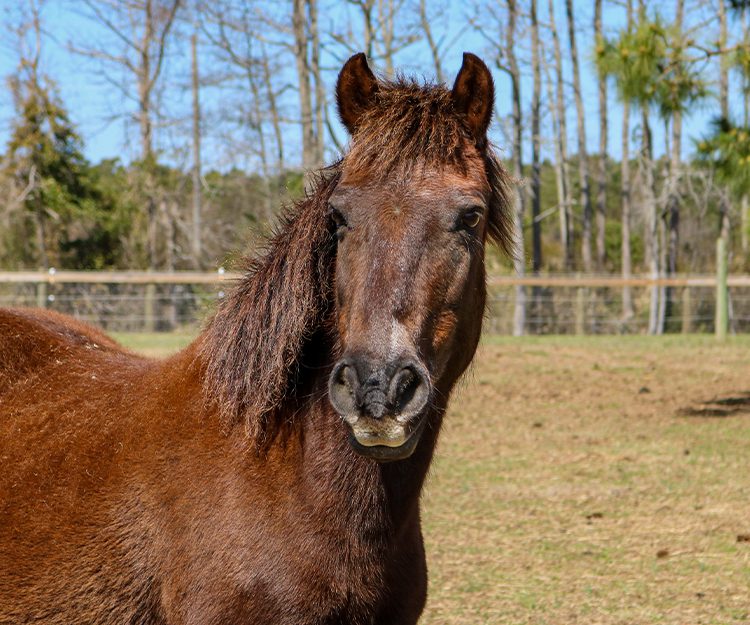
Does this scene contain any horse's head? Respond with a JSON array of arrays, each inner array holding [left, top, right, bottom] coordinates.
[[327, 53, 513, 461]]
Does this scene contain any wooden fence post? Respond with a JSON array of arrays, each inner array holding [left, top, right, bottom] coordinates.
[[575, 286, 585, 335], [716, 238, 728, 341], [681, 287, 691, 334], [144, 282, 156, 333], [36, 282, 47, 309]]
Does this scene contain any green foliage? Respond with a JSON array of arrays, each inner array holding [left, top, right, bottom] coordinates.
[[2, 76, 127, 269], [729, 0, 750, 11], [596, 8, 706, 117], [731, 41, 750, 87], [697, 117, 750, 198], [595, 10, 667, 107]]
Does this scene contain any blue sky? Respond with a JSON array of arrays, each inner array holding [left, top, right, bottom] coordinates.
[[0, 0, 743, 171]]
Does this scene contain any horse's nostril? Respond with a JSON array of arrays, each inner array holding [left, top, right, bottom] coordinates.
[[329, 361, 360, 417], [389, 364, 429, 416], [330, 358, 429, 421]]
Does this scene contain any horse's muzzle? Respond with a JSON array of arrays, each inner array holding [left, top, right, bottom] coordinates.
[[328, 356, 431, 461]]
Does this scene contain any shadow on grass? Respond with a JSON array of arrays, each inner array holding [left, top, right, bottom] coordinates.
[[679, 391, 750, 418]]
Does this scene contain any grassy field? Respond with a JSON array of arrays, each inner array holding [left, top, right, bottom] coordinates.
[[115, 333, 750, 625]]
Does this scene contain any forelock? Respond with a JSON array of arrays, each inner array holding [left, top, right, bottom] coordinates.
[[343, 78, 475, 180]]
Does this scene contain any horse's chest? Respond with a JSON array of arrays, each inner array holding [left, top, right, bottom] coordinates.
[[242, 531, 387, 623], [163, 519, 391, 625]]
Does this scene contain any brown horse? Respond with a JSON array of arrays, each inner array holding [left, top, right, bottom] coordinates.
[[0, 53, 512, 625]]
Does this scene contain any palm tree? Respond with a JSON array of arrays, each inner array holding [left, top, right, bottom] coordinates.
[[597, 8, 665, 333], [597, 6, 705, 333], [698, 118, 750, 268]]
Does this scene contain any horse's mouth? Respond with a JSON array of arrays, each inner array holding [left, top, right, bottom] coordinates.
[[345, 414, 428, 462]]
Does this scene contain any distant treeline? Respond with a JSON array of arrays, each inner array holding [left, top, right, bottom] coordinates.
[[1, 0, 749, 336]]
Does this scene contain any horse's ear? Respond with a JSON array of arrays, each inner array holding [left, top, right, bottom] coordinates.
[[451, 52, 494, 148], [336, 53, 379, 134]]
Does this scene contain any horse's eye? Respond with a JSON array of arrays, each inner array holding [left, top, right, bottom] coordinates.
[[329, 205, 349, 240], [460, 209, 483, 230]]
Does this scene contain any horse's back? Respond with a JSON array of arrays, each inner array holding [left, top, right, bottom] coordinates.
[[0, 307, 131, 394], [0, 308, 168, 623]]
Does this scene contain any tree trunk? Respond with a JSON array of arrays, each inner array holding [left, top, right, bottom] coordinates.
[[248, 53, 273, 222], [309, 0, 325, 165], [33, 205, 49, 271], [190, 30, 202, 268], [621, 97, 634, 320], [292, 0, 317, 174], [594, 0, 607, 269], [139, 1, 156, 272], [667, 131, 682, 275], [359, 0, 375, 60], [505, 0, 525, 336], [741, 194, 749, 261], [377, 0, 396, 75], [261, 45, 284, 174], [419, 0, 445, 83], [619, 0, 634, 321], [419, 0, 444, 83], [718, 0, 731, 241], [530, 0, 542, 274], [544, 54, 567, 270], [565, 0, 593, 273], [641, 111, 659, 335], [548, 0, 573, 269], [662, 0, 684, 331], [162, 199, 178, 331]]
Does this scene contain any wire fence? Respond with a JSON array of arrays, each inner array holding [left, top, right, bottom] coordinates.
[[1, 270, 749, 335], [486, 283, 750, 334]]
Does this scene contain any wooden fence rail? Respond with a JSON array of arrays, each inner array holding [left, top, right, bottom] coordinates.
[[1, 270, 748, 335], [1, 270, 749, 288]]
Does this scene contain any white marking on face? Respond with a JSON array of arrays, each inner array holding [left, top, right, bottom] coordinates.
[[388, 317, 410, 358]]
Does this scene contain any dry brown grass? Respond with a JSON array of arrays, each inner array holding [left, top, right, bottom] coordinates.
[[421, 335, 750, 625], [116, 333, 750, 624]]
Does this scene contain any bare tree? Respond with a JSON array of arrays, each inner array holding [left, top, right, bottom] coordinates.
[[594, 0, 607, 269], [418, 0, 445, 83], [190, 28, 202, 266], [7, 0, 47, 269], [530, 0, 542, 274], [620, 0, 635, 320], [292, 0, 321, 172], [332, 0, 419, 74], [500, 0, 526, 335], [260, 43, 286, 173], [72, 0, 182, 272], [200, 2, 286, 186], [565, 0, 594, 272], [661, 0, 686, 329], [718, 0, 731, 241], [547, 0, 573, 269], [309, 0, 325, 165], [641, 109, 660, 334]]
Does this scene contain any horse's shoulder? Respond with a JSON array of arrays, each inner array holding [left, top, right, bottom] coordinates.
[[0, 308, 130, 387]]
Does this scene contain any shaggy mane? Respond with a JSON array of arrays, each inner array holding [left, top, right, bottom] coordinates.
[[201, 77, 514, 442]]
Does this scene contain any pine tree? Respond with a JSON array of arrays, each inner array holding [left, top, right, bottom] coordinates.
[[2, 74, 124, 269]]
